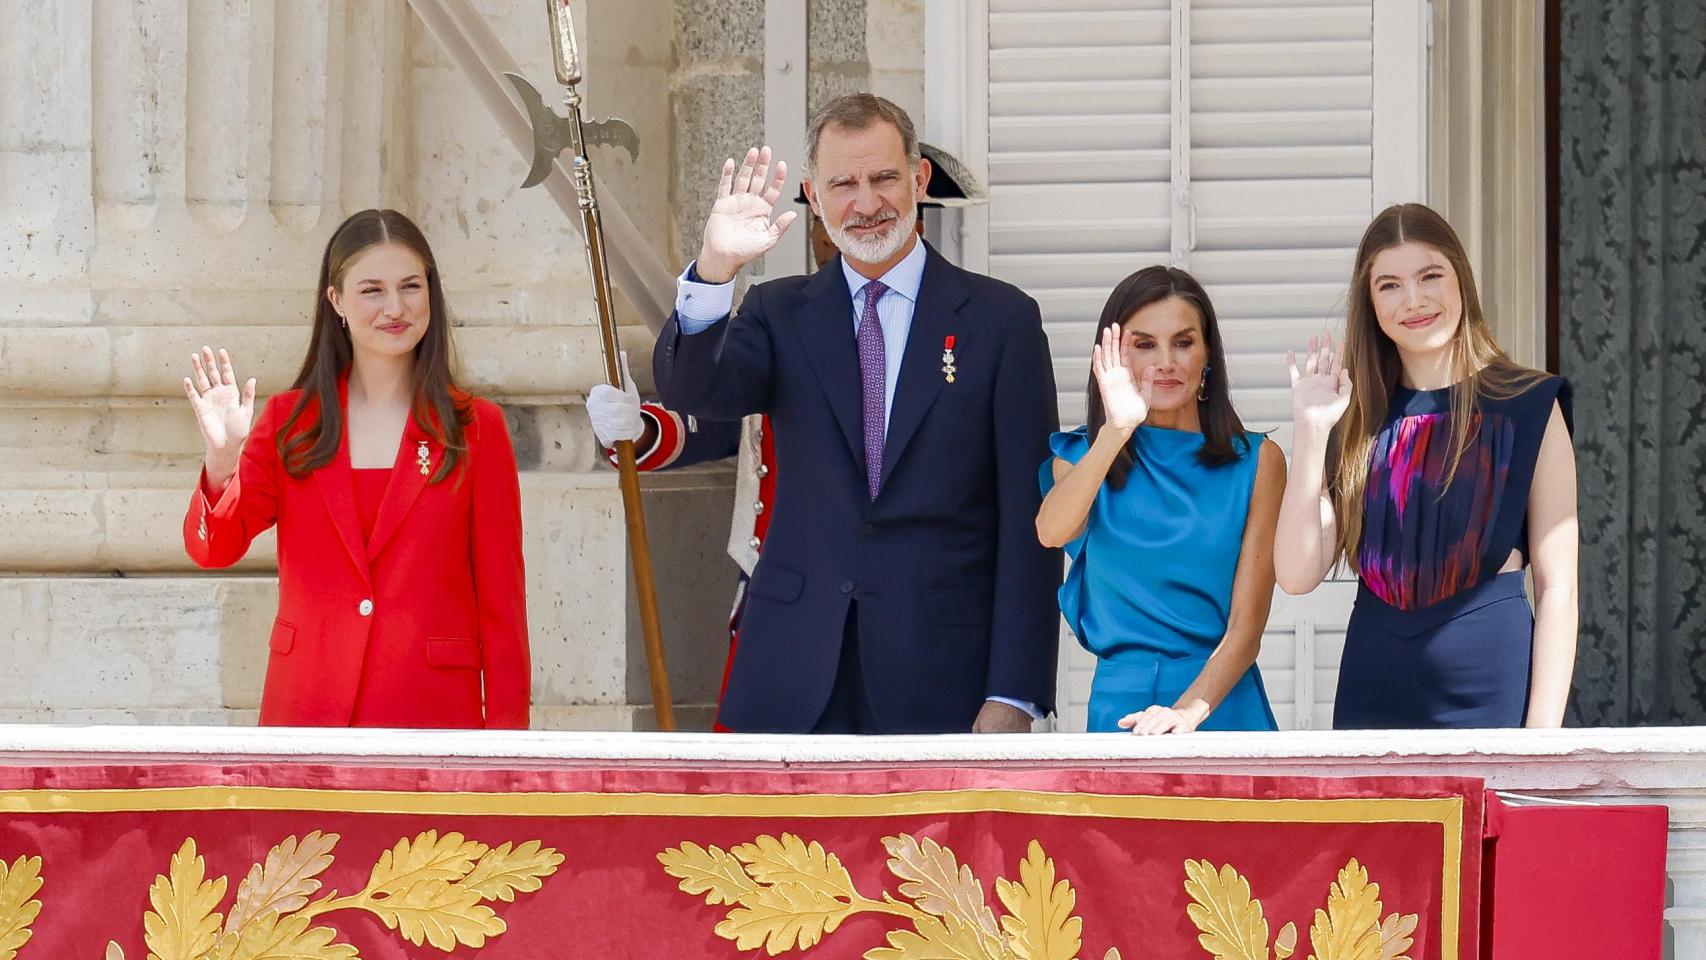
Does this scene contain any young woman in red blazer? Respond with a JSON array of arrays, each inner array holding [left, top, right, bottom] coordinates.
[[182, 209, 530, 728]]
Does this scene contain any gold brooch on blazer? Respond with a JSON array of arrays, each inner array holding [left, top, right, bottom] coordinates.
[[416, 441, 432, 476]]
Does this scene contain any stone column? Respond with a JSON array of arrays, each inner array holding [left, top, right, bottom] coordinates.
[[1431, 0, 1547, 367]]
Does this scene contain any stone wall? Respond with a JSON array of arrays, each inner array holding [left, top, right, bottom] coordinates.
[[666, 0, 926, 267], [0, 0, 925, 728]]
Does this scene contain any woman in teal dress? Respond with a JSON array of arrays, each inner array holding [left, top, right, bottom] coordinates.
[[1037, 266, 1285, 733]]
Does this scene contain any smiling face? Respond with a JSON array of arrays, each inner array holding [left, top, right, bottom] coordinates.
[[803, 120, 930, 268], [1367, 241, 1463, 359], [326, 242, 432, 360], [1120, 294, 1208, 414]]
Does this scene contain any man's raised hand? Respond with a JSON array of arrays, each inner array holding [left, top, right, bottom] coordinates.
[[695, 146, 798, 284]]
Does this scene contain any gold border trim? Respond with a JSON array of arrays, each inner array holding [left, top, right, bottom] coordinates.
[[0, 786, 1464, 959]]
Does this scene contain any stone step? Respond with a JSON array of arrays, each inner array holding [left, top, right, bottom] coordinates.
[[0, 322, 658, 400], [0, 398, 601, 473], [0, 463, 621, 572], [0, 558, 732, 727], [0, 704, 719, 730]]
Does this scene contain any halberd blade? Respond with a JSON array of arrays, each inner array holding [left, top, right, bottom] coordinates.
[[583, 118, 640, 162], [505, 71, 572, 188]]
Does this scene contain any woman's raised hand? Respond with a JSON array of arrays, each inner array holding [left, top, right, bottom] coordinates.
[[1091, 324, 1153, 432], [183, 346, 256, 487], [695, 146, 798, 284], [1287, 333, 1352, 440]]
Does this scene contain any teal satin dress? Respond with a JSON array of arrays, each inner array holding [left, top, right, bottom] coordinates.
[[1041, 426, 1277, 732]]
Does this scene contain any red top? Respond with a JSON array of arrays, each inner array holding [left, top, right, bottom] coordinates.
[[352, 469, 389, 542]]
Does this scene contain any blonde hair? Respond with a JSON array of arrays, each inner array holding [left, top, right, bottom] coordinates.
[[1328, 203, 1547, 572]]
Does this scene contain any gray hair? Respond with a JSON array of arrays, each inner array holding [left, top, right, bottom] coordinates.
[[804, 94, 922, 176]]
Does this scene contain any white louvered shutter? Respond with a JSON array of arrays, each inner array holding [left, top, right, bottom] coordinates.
[[1189, 0, 1383, 730], [984, 0, 1175, 429], [938, 0, 1426, 731]]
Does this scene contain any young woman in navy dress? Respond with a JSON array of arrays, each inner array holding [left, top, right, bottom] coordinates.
[[1275, 203, 1578, 728]]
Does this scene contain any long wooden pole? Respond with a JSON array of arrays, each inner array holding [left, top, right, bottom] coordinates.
[[550, 0, 675, 730], [585, 201, 676, 733]]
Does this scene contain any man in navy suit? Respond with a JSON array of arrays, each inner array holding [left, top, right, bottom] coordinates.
[[654, 94, 1060, 734]]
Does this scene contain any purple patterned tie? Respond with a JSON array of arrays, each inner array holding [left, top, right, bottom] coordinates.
[[857, 279, 889, 499]]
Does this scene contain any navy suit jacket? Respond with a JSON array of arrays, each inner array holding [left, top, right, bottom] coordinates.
[[654, 243, 1062, 733]]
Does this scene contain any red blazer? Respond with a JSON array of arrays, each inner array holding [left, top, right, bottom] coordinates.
[[184, 386, 530, 728]]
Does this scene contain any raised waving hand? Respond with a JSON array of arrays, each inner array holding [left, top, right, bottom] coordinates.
[[1287, 333, 1352, 440], [1092, 323, 1155, 432], [183, 346, 256, 488], [694, 146, 798, 284]]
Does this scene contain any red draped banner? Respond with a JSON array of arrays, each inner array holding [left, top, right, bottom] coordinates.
[[0, 763, 1483, 959]]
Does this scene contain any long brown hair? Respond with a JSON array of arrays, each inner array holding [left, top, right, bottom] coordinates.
[[1328, 203, 1546, 569], [278, 209, 469, 483], [1086, 265, 1251, 489]]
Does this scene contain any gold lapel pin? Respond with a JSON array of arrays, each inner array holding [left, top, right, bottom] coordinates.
[[416, 441, 431, 476]]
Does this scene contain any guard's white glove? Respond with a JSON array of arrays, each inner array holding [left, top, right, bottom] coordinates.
[[586, 351, 645, 447]]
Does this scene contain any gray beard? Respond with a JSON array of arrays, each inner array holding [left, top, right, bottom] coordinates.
[[825, 204, 918, 265]]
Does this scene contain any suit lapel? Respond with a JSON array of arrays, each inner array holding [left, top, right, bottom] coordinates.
[[365, 413, 431, 560], [879, 247, 969, 490], [314, 382, 372, 586], [792, 261, 867, 470]]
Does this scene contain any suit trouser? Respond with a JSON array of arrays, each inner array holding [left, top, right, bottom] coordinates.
[[810, 601, 881, 734]]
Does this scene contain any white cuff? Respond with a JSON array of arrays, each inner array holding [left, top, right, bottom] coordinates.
[[676, 261, 735, 333]]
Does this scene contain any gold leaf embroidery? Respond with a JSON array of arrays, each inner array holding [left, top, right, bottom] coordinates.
[[715, 880, 856, 954], [144, 839, 227, 960], [456, 840, 565, 903], [882, 834, 1003, 947], [0, 855, 43, 960], [368, 878, 504, 951], [994, 842, 1081, 960], [865, 912, 999, 960], [364, 831, 488, 898], [1377, 912, 1417, 960], [1183, 859, 1270, 960], [223, 832, 340, 935], [1307, 860, 1383, 960], [211, 911, 356, 960], [659, 842, 760, 906], [733, 834, 860, 902], [659, 836, 1427, 960], [95, 832, 559, 960]]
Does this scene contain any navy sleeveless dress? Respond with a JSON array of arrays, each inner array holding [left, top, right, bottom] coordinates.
[[1333, 375, 1572, 728]]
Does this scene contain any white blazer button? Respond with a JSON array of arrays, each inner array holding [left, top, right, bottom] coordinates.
[[748, 536, 761, 549], [359, 599, 374, 617], [752, 501, 765, 514]]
